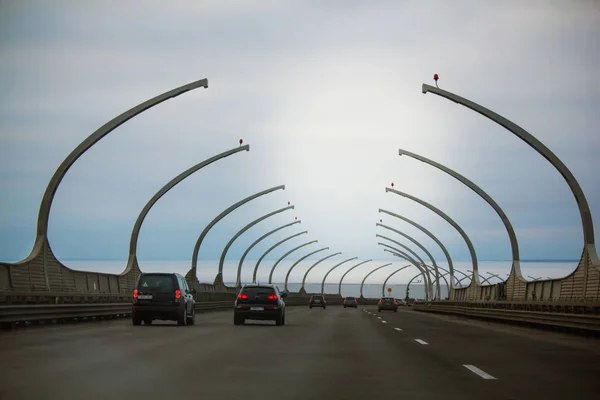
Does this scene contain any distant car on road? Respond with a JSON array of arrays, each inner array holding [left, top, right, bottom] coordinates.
[[234, 284, 287, 326], [377, 297, 398, 312], [343, 296, 358, 308], [395, 298, 405, 306], [132, 272, 196, 326], [309, 295, 326, 309]]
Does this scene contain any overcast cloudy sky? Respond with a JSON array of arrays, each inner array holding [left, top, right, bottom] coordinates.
[[1, 1, 599, 281]]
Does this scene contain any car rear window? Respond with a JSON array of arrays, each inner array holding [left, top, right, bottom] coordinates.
[[138, 274, 175, 292], [345, 297, 355, 300], [312, 296, 324, 300], [242, 287, 276, 296], [382, 298, 395, 302]]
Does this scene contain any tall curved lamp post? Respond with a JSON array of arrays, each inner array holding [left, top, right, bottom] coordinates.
[[321, 257, 358, 294], [236, 220, 301, 287], [376, 229, 441, 298], [423, 83, 599, 275], [382, 249, 430, 301], [268, 241, 318, 284], [8, 78, 208, 291], [284, 248, 330, 292], [382, 266, 424, 298], [378, 242, 433, 299], [385, 250, 452, 294], [398, 148, 520, 285], [379, 209, 456, 288], [124, 145, 249, 283], [216, 204, 293, 286], [406, 272, 426, 299], [338, 260, 372, 296], [186, 185, 285, 285], [300, 252, 342, 293], [386, 187, 480, 286], [360, 263, 394, 298], [251, 232, 308, 283]]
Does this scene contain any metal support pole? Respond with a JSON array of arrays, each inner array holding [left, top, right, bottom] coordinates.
[[386, 187, 481, 285], [268, 241, 318, 284], [382, 249, 430, 301], [237, 221, 301, 287], [186, 185, 285, 284], [215, 204, 293, 285], [378, 242, 433, 299], [360, 263, 395, 298], [284, 248, 330, 292], [300, 252, 342, 292], [382, 267, 423, 298], [338, 260, 372, 296], [321, 257, 358, 294]]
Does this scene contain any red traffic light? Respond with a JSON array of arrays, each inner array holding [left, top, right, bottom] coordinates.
[[433, 74, 439, 81]]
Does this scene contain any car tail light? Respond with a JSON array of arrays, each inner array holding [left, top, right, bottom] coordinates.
[[238, 293, 249, 300], [267, 294, 278, 300], [378, 300, 382, 305], [175, 289, 182, 299], [133, 289, 138, 299], [393, 301, 397, 305]]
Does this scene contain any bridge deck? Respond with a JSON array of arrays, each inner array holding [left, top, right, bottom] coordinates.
[[0, 307, 598, 398]]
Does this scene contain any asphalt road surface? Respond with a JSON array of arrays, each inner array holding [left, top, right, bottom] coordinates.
[[1, 306, 598, 399]]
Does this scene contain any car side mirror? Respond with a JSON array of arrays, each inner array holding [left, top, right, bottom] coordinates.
[[280, 292, 288, 298]]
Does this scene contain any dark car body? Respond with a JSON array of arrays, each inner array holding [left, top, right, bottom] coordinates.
[[132, 273, 196, 326], [234, 284, 287, 326], [377, 297, 398, 312], [309, 295, 326, 309], [343, 296, 358, 308]]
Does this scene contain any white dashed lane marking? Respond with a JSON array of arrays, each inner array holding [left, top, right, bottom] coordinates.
[[381, 321, 387, 324], [414, 339, 428, 345], [463, 365, 497, 380], [394, 328, 403, 332]]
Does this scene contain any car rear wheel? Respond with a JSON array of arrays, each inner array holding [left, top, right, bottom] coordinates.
[[394, 309, 398, 312], [132, 315, 142, 326], [234, 314, 244, 325], [275, 313, 284, 326], [309, 305, 312, 309], [187, 308, 196, 325], [177, 308, 188, 326], [144, 318, 152, 325]]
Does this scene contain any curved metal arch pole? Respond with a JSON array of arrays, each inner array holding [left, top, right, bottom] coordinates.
[[406, 273, 425, 299], [300, 252, 342, 292], [360, 263, 395, 298], [376, 231, 440, 299], [187, 185, 285, 283], [430, 264, 466, 287], [321, 257, 358, 294], [383, 266, 424, 298], [267, 240, 317, 284], [216, 205, 294, 285], [381, 249, 431, 301], [466, 270, 493, 285], [379, 209, 456, 288], [428, 271, 451, 297], [377, 242, 434, 299], [284, 248, 330, 292], [399, 148, 521, 281], [123, 145, 249, 275], [338, 260, 372, 296], [385, 249, 454, 292], [23, 78, 208, 263], [423, 83, 599, 269], [386, 187, 481, 285], [237, 221, 301, 287]]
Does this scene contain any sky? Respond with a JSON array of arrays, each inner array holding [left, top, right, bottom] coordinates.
[[1, 1, 599, 283]]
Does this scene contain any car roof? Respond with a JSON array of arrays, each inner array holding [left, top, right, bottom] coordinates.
[[241, 284, 275, 289]]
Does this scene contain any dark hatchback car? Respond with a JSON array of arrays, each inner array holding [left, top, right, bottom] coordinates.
[[234, 284, 287, 326], [343, 296, 358, 308], [309, 295, 326, 309], [377, 297, 398, 312], [132, 273, 196, 326]]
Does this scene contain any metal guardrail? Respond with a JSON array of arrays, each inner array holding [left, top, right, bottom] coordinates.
[[413, 304, 600, 334]]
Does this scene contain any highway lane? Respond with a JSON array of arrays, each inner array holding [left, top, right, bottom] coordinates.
[[0, 305, 596, 399], [365, 305, 600, 398]]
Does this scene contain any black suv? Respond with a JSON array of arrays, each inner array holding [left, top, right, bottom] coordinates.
[[343, 296, 358, 308], [132, 273, 196, 326], [309, 295, 326, 309], [234, 284, 287, 326], [377, 297, 398, 312]]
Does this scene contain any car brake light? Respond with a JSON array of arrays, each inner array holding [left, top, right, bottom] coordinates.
[[393, 301, 397, 305], [175, 289, 181, 299], [378, 300, 382, 305], [238, 293, 249, 299], [133, 289, 138, 299], [267, 294, 278, 300]]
